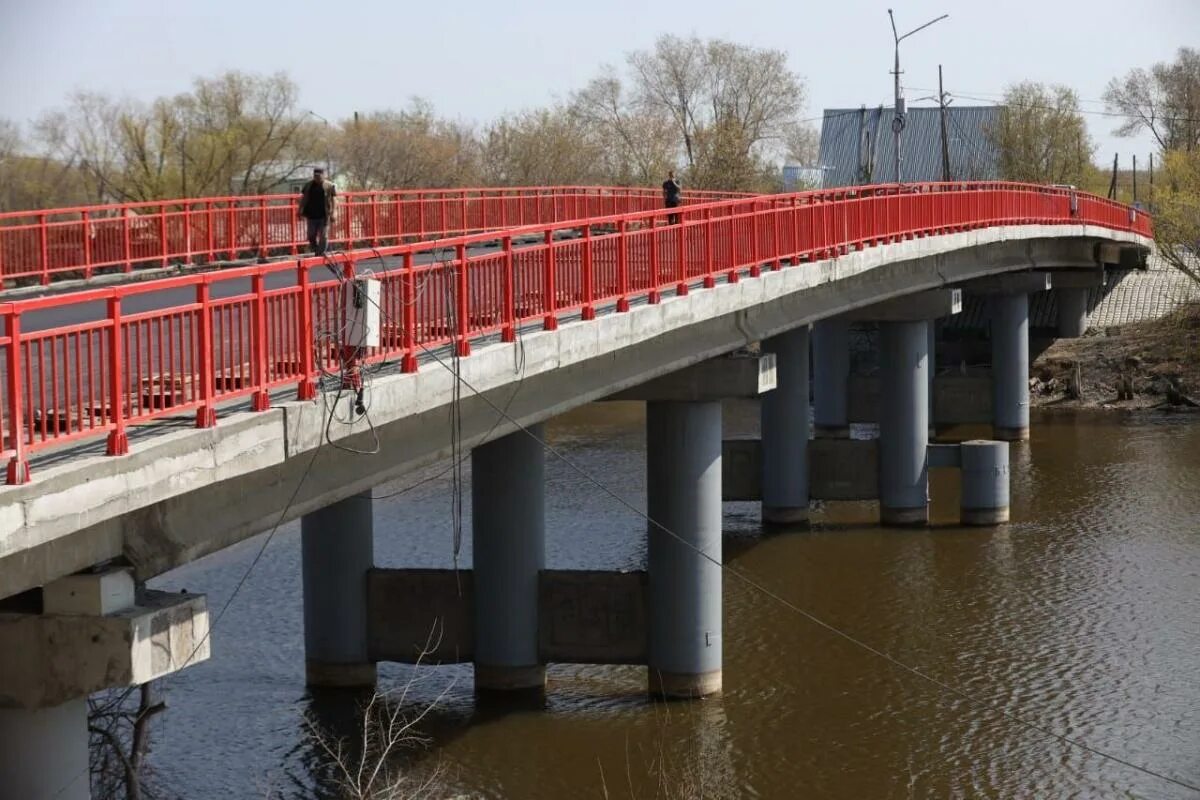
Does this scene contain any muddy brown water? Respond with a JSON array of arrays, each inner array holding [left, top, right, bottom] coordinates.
[[143, 405, 1200, 799]]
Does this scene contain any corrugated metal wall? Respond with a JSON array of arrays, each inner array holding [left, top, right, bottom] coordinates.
[[817, 106, 1001, 187]]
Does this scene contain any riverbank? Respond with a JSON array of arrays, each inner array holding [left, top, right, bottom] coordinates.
[[1031, 300, 1200, 409]]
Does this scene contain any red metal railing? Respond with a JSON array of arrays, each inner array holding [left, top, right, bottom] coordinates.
[[0, 182, 1150, 484], [0, 186, 749, 286]]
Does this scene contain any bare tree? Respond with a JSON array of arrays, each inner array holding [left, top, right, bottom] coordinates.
[[988, 81, 1094, 185], [89, 683, 167, 800], [35, 71, 319, 203], [333, 100, 479, 190], [571, 73, 677, 185], [479, 106, 604, 186], [1104, 47, 1200, 153], [627, 35, 807, 190]]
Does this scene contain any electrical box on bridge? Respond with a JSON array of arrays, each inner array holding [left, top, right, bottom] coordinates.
[[343, 277, 381, 348]]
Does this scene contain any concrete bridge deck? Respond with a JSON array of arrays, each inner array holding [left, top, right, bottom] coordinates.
[[0, 221, 1149, 598]]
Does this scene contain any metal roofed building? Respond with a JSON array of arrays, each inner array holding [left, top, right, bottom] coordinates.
[[817, 105, 1002, 188]]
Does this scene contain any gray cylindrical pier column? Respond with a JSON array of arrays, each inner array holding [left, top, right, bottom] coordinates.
[[761, 326, 810, 525], [927, 319, 938, 439], [812, 317, 850, 438], [991, 293, 1031, 441], [647, 401, 722, 698], [472, 424, 546, 692], [0, 699, 89, 800], [879, 320, 929, 526], [302, 491, 376, 687], [960, 440, 1011, 525], [1057, 287, 1089, 338]]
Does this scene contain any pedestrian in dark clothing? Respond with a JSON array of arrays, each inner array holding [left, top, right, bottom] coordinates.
[[662, 170, 682, 224], [298, 168, 337, 255]]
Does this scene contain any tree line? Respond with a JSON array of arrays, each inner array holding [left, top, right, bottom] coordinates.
[[986, 47, 1198, 281], [0, 35, 817, 212]]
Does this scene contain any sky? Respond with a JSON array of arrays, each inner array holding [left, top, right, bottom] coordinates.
[[1, 0, 1196, 167]]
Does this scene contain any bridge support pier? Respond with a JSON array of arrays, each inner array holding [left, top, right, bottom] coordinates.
[[991, 293, 1031, 441], [471, 425, 546, 692], [647, 401, 722, 698], [1057, 287, 1089, 338], [761, 326, 810, 524], [960, 440, 1011, 524], [0, 700, 89, 800], [812, 317, 850, 439], [302, 492, 377, 688], [879, 320, 930, 526], [928, 320, 938, 439]]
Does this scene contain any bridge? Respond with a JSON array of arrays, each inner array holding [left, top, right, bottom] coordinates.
[[0, 182, 1151, 799]]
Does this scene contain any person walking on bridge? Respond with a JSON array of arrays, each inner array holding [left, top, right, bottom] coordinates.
[[662, 170, 682, 224], [298, 167, 337, 256]]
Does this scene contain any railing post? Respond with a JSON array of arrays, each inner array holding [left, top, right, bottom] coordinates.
[[393, 194, 403, 244], [455, 242, 471, 355], [205, 201, 215, 261], [183, 201, 193, 260], [38, 213, 50, 285], [159, 204, 169, 268], [675, 213, 688, 296], [791, 196, 801, 264], [417, 191, 425, 239], [581, 226, 595, 320], [258, 199, 268, 260], [370, 193, 379, 247], [648, 219, 661, 304], [5, 310, 29, 484], [106, 296, 129, 456], [195, 282, 217, 426], [226, 202, 237, 261], [616, 219, 630, 312], [501, 236, 516, 341], [460, 190, 468, 235], [82, 210, 93, 280], [703, 207, 715, 289], [750, 211, 761, 277], [543, 229, 558, 330], [401, 251, 419, 371], [771, 202, 782, 269], [251, 273, 271, 411], [297, 261, 318, 397]]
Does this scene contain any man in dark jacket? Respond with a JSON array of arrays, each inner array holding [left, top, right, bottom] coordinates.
[[662, 170, 682, 224], [297, 168, 337, 255]]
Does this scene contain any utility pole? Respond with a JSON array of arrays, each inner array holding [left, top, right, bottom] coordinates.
[[888, 9, 949, 184], [1132, 154, 1138, 203], [938, 64, 951, 182], [1108, 153, 1119, 200]]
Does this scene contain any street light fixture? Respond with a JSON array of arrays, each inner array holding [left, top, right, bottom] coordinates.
[[888, 8, 948, 183]]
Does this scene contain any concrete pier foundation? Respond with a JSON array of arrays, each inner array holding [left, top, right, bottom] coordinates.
[[302, 492, 377, 687], [991, 293, 1031, 441], [761, 326, 810, 524], [646, 401, 722, 698], [0, 699, 89, 800], [812, 317, 850, 438], [471, 425, 546, 692], [960, 440, 1011, 524], [1057, 287, 1089, 338], [879, 320, 930, 525]]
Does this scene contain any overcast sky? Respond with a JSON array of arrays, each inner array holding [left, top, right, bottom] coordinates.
[[1, 0, 1195, 165]]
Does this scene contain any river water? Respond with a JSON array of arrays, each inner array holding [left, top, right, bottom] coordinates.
[[143, 405, 1200, 799]]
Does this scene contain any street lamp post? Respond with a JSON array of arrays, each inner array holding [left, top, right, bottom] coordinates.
[[307, 110, 333, 178], [888, 9, 948, 183]]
